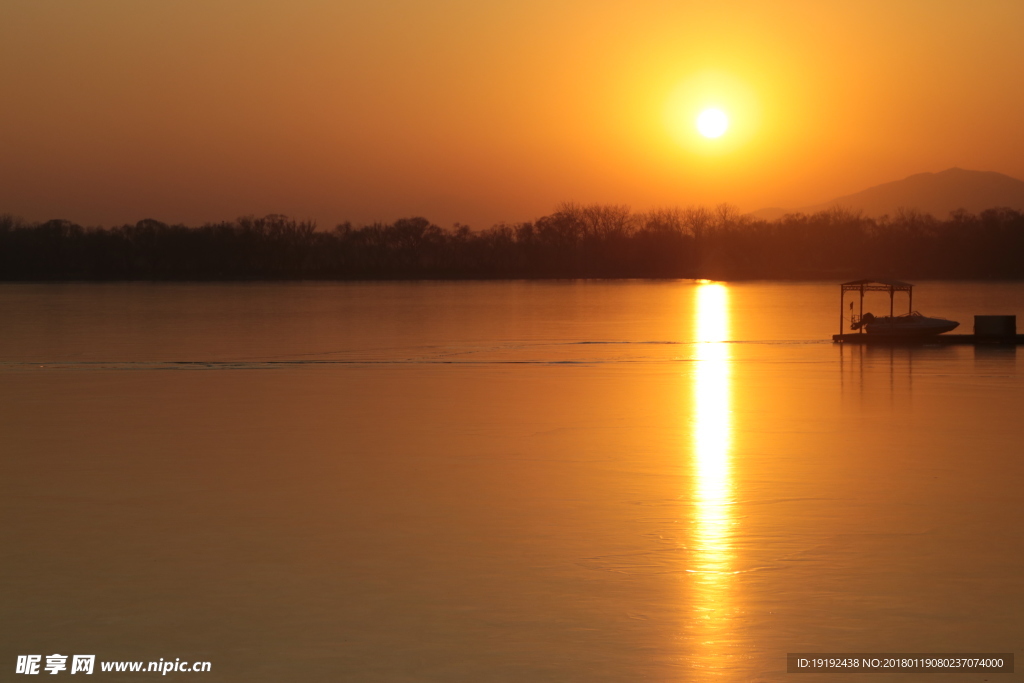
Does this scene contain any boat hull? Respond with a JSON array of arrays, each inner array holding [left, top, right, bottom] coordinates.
[[865, 316, 959, 336]]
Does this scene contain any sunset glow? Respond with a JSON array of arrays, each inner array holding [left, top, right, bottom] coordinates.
[[4, 1, 1024, 679], [1, 3, 1023, 230]]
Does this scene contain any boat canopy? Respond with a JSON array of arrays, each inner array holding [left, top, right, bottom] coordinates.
[[838, 279, 915, 334], [840, 279, 913, 292]]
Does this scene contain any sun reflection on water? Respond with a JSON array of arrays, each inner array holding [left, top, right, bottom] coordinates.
[[689, 282, 734, 674]]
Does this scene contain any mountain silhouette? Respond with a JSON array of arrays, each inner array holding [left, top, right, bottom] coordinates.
[[751, 168, 1024, 220]]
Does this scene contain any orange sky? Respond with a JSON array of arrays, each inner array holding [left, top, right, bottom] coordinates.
[[2, 0, 1023, 229]]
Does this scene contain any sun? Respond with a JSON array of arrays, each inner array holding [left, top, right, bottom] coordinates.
[[696, 108, 729, 138], [664, 74, 758, 150]]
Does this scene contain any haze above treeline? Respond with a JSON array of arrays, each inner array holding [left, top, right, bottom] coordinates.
[[5, 167, 1024, 280]]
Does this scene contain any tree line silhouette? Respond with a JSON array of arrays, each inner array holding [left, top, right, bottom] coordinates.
[[3, 204, 1024, 280]]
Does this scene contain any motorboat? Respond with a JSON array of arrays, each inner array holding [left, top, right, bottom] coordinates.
[[851, 311, 959, 336], [837, 279, 960, 338]]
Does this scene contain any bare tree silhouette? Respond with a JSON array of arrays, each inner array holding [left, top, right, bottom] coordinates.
[[2, 206, 1023, 280]]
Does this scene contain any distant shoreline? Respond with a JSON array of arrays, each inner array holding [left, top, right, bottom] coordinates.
[[4, 204, 1024, 281]]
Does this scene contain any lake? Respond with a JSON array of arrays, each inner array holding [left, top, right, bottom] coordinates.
[[2, 281, 1022, 682]]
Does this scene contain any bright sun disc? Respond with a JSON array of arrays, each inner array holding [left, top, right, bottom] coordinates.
[[696, 108, 729, 138]]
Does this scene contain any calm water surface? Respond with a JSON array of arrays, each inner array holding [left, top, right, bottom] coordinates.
[[2, 281, 1022, 682]]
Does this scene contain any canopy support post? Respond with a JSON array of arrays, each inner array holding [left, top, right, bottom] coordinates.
[[839, 289, 844, 335], [859, 285, 864, 334]]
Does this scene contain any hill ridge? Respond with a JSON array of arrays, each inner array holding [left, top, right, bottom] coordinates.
[[750, 168, 1024, 220]]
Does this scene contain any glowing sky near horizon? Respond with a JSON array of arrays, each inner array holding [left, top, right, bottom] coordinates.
[[1, 0, 1023, 229]]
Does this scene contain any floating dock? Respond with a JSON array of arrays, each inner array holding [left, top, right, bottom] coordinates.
[[832, 280, 1021, 345], [832, 333, 1024, 345]]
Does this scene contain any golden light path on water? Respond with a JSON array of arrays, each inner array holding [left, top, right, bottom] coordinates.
[[689, 282, 734, 675]]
